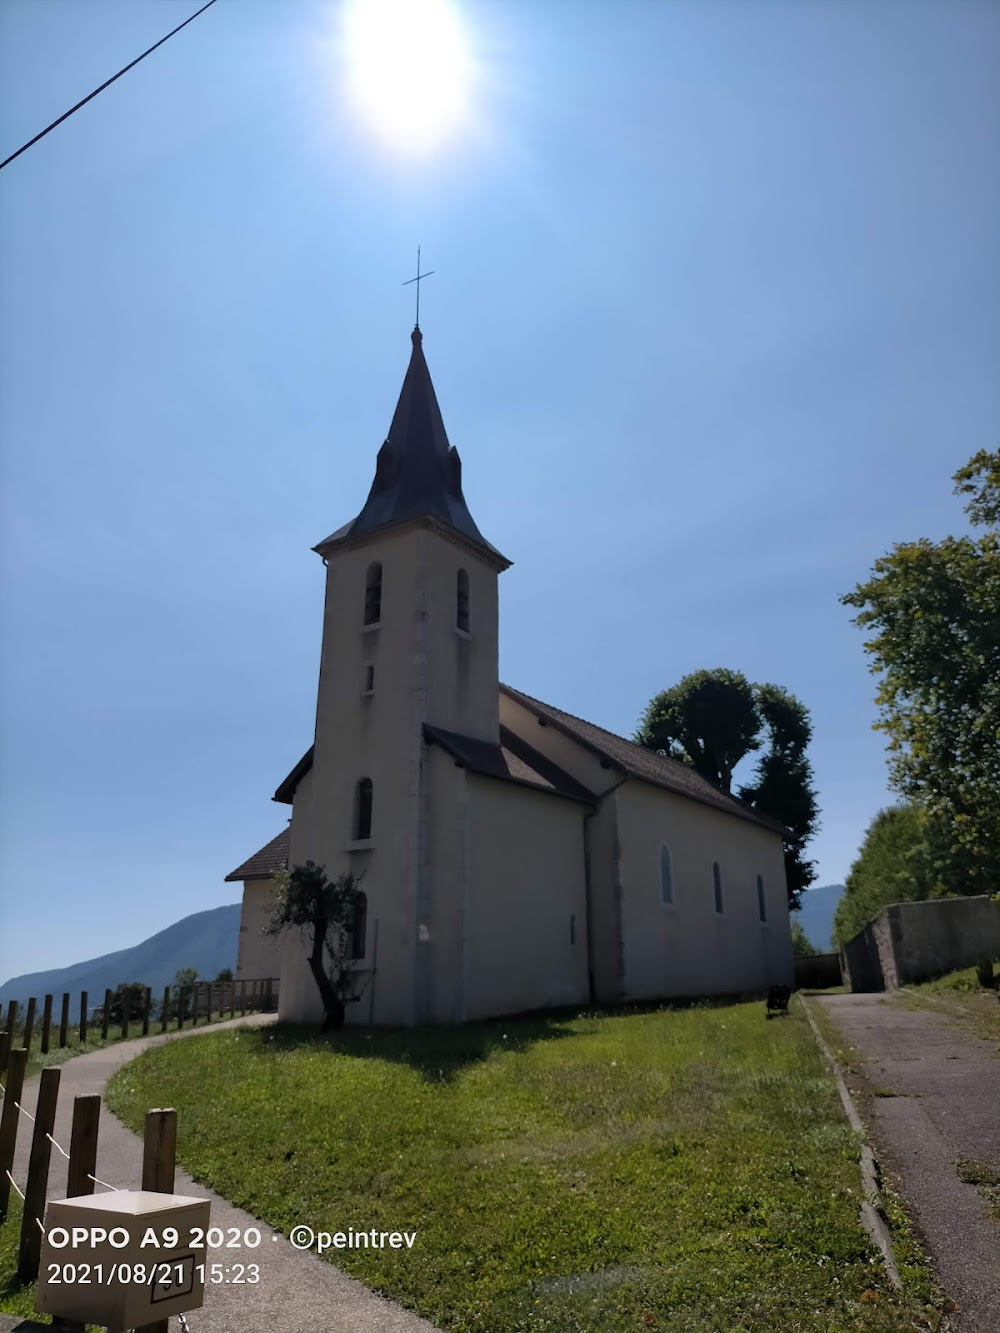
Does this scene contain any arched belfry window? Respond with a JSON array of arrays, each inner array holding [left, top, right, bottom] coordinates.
[[456, 568, 470, 633], [659, 846, 673, 905], [354, 778, 373, 841], [712, 861, 723, 914], [364, 562, 382, 626], [351, 891, 368, 960], [756, 874, 767, 922]]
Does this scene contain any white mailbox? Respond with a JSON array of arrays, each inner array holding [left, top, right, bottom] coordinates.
[[35, 1189, 210, 1329]]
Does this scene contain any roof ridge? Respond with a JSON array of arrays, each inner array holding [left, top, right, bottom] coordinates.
[[501, 682, 657, 760]]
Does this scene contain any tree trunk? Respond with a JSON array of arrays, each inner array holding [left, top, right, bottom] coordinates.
[[308, 928, 344, 1032]]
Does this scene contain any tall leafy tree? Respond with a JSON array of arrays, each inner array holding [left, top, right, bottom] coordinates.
[[841, 449, 1000, 895], [636, 669, 819, 906], [833, 804, 937, 945]]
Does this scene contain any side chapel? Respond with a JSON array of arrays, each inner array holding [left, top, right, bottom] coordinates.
[[225, 326, 794, 1024]]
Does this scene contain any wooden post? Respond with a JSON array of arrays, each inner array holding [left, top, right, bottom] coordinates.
[[79, 991, 88, 1044], [121, 994, 129, 1041], [191, 984, 198, 1027], [18, 1066, 60, 1281], [40, 995, 53, 1055], [4, 1000, 16, 1036], [141, 1108, 176, 1333], [239, 979, 246, 1015], [59, 993, 70, 1049], [67, 1094, 100, 1198], [101, 989, 112, 1042], [0, 1028, 9, 1079], [229, 980, 236, 1019], [23, 997, 36, 1055], [161, 986, 170, 1034], [0, 1048, 28, 1221], [265, 977, 274, 1011], [177, 987, 187, 1029], [142, 986, 151, 1037]]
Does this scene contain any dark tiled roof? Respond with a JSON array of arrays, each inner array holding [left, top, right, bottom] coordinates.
[[274, 747, 314, 805], [424, 724, 595, 805], [500, 684, 789, 836], [225, 827, 290, 882], [314, 329, 510, 570]]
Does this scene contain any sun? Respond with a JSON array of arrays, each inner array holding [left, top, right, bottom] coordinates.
[[342, 0, 473, 152]]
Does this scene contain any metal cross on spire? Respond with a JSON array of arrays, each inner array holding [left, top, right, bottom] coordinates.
[[402, 246, 435, 329]]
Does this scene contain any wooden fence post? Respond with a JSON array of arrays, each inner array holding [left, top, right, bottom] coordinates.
[[101, 989, 112, 1042], [141, 1108, 177, 1333], [177, 987, 187, 1029], [239, 979, 246, 1015], [121, 996, 129, 1042], [142, 987, 151, 1037], [79, 991, 88, 1045], [59, 993, 70, 1049], [58, 1093, 100, 1333], [40, 995, 53, 1055], [23, 998, 36, 1055], [0, 1048, 28, 1222], [161, 986, 170, 1034], [265, 977, 274, 1011], [0, 1028, 9, 1079], [18, 1066, 60, 1281], [4, 1000, 16, 1037]]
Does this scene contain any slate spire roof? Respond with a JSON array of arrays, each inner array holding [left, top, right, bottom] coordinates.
[[315, 328, 509, 569]]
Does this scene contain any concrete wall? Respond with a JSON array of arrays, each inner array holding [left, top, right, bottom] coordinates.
[[236, 879, 283, 981], [842, 895, 1000, 991], [613, 779, 793, 1000], [463, 774, 590, 1021]]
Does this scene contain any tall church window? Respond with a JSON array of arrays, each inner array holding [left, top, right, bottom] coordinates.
[[351, 891, 368, 960], [354, 778, 373, 840], [456, 568, 470, 632], [570, 914, 576, 945], [364, 562, 382, 626], [756, 874, 767, 922], [713, 861, 723, 914], [659, 846, 673, 905]]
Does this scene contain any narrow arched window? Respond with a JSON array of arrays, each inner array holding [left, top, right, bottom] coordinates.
[[456, 568, 470, 632], [351, 891, 368, 960], [354, 778, 373, 840], [364, 562, 382, 626], [712, 861, 723, 914], [659, 846, 673, 905], [756, 874, 767, 922], [569, 914, 576, 945]]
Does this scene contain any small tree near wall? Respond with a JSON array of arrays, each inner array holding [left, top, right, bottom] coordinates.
[[266, 861, 364, 1031]]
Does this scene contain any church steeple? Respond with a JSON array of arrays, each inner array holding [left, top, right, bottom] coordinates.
[[315, 330, 510, 570]]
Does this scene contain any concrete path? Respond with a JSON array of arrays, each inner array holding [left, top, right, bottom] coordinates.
[[817, 992, 1000, 1333], [6, 1015, 440, 1333]]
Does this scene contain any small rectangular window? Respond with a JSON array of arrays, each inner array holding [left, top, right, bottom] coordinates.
[[570, 914, 576, 945], [713, 861, 723, 914], [756, 874, 767, 922], [659, 846, 673, 905], [363, 663, 375, 694]]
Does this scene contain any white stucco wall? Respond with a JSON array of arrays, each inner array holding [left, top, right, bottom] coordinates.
[[463, 775, 590, 1021], [236, 880, 283, 981], [614, 779, 793, 999], [279, 523, 505, 1026]]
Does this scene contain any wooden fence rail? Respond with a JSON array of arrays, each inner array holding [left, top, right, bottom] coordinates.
[[0, 978, 278, 1073]]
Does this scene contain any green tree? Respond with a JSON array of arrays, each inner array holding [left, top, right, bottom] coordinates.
[[636, 670, 819, 906], [833, 804, 937, 945], [841, 449, 1000, 895], [266, 862, 364, 1031], [173, 967, 198, 991], [215, 967, 234, 982], [92, 981, 148, 1028], [789, 920, 816, 957]]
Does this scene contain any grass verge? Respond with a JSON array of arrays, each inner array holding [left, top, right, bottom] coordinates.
[[104, 1000, 949, 1332]]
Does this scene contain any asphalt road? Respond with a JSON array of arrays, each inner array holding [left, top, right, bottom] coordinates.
[[6, 1014, 440, 1333], [817, 992, 1000, 1333]]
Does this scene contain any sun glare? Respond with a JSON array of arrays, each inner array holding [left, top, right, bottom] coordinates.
[[342, 0, 473, 152]]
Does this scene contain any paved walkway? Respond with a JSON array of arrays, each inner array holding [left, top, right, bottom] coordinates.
[[7, 1015, 440, 1333], [817, 992, 1000, 1333]]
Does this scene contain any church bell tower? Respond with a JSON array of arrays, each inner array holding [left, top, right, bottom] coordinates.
[[281, 325, 510, 1025]]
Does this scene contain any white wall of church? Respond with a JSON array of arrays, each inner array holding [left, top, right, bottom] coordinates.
[[236, 879, 282, 981], [614, 780, 793, 999], [463, 775, 590, 1021]]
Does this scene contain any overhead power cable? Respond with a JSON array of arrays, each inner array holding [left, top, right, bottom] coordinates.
[[0, 0, 220, 173]]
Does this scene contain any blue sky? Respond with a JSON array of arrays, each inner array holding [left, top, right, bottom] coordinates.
[[1, 0, 998, 983]]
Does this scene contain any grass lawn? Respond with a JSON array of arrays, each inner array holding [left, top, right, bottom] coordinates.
[[899, 962, 1000, 1043], [105, 1000, 948, 1333]]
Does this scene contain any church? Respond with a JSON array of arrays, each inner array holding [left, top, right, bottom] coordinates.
[[225, 325, 795, 1025]]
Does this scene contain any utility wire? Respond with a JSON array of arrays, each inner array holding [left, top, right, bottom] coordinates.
[[0, 0, 220, 173]]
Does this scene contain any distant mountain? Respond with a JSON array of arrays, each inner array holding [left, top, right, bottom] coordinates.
[[0, 904, 241, 1005], [795, 884, 845, 953]]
